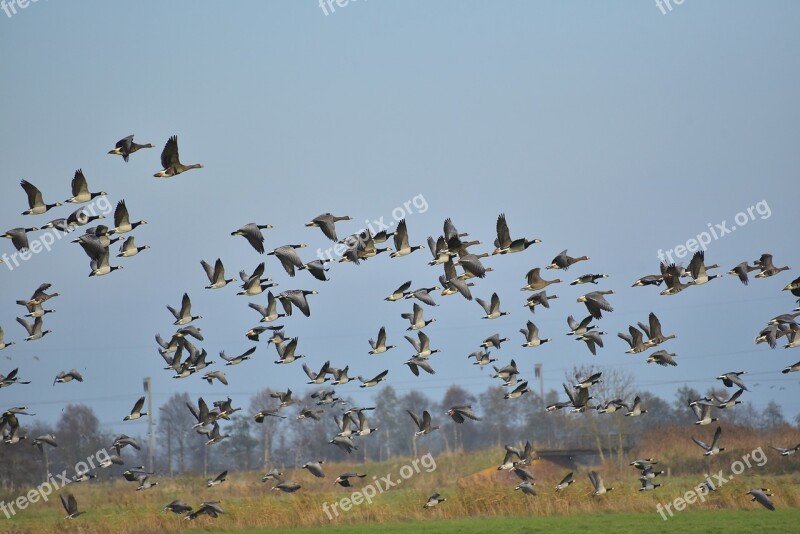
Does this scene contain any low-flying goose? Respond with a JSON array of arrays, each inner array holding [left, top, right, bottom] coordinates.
[[619, 325, 648, 354], [274, 337, 305, 364], [455, 253, 489, 279], [405, 331, 440, 358], [154, 135, 203, 177], [515, 481, 537, 496], [20, 180, 61, 215], [691, 402, 718, 425], [588, 471, 613, 496], [405, 286, 440, 306], [302, 460, 326, 478], [109, 135, 154, 161], [238, 262, 277, 296], [164, 500, 193, 514], [547, 250, 589, 270], [596, 399, 628, 414], [625, 396, 647, 417], [423, 492, 446, 509], [492, 360, 519, 384], [232, 223, 273, 254], [771, 444, 800, 456], [520, 267, 560, 291], [334, 473, 367, 487], [30, 434, 57, 451], [184, 501, 224, 520], [713, 388, 744, 408], [746, 488, 775, 511], [0, 368, 30, 388], [306, 213, 352, 241], [693, 426, 725, 456], [299, 259, 332, 281], [445, 405, 481, 424], [555, 472, 574, 491], [60, 494, 85, 519], [54, 369, 83, 385], [207, 470, 228, 487], [408, 410, 438, 436], [329, 435, 358, 454]]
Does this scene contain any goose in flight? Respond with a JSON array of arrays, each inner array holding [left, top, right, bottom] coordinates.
[[108, 135, 154, 162], [520, 320, 551, 347], [232, 223, 273, 254], [408, 410, 438, 436], [492, 213, 540, 254], [2, 227, 39, 252], [477, 292, 508, 319], [60, 494, 85, 519], [16, 316, 52, 341], [368, 326, 395, 355], [445, 405, 481, 424], [306, 213, 352, 241], [576, 290, 614, 319], [64, 169, 107, 204], [123, 396, 147, 421], [168, 293, 202, 325], [521, 268, 560, 291], [402, 303, 436, 330], [693, 426, 725, 456], [588, 471, 613, 496], [20, 180, 61, 215], [154, 135, 203, 177], [547, 250, 589, 270], [109, 200, 147, 235], [390, 219, 424, 258], [201, 259, 236, 289], [746, 488, 775, 511]]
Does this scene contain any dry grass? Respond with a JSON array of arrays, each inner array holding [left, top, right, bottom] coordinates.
[[3, 431, 799, 533]]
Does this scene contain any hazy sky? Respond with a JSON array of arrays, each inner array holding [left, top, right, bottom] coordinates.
[[1, 1, 798, 436]]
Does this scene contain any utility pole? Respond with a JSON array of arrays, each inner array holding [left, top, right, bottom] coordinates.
[[144, 377, 154, 472], [535, 363, 544, 401]]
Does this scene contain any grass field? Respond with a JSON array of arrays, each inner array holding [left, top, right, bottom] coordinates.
[[2, 448, 797, 533]]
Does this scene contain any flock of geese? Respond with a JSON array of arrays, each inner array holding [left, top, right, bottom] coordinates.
[[1, 134, 798, 521]]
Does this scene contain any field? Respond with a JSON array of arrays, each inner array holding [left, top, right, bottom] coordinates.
[[3, 448, 798, 533]]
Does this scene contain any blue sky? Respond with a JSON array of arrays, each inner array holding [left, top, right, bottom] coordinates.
[[1, 1, 798, 435]]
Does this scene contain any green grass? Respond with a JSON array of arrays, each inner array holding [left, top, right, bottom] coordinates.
[[210, 509, 800, 534]]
